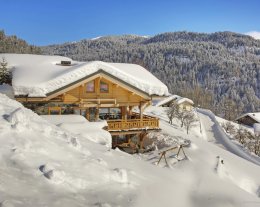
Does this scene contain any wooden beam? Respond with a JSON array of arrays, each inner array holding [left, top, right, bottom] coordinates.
[[81, 98, 116, 102], [15, 97, 47, 102], [80, 103, 118, 108], [79, 85, 83, 101]]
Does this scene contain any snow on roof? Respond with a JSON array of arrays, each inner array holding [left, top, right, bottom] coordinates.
[[236, 112, 260, 123], [0, 54, 169, 97], [175, 97, 194, 105], [155, 95, 179, 106], [155, 95, 194, 107]]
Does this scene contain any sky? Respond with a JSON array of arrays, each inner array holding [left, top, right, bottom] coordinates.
[[1, 0, 260, 46]]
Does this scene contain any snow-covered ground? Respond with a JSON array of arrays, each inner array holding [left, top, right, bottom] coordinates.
[[1, 95, 260, 207], [0, 84, 14, 99], [41, 115, 111, 146]]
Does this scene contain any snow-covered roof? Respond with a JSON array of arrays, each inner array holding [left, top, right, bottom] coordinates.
[[155, 95, 179, 106], [155, 95, 194, 107], [0, 54, 169, 97], [175, 97, 194, 105], [236, 112, 260, 123]]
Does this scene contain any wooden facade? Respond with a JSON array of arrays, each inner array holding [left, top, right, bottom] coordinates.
[[236, 115, 259, 127], [177, 101, 193, 112], [16, 72, 161, 150]]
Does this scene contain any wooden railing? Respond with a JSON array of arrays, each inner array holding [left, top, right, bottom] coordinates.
[[107, 118, 159, 131]]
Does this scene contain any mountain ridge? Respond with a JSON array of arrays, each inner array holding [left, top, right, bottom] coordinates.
[[42, 31, 260, 118]]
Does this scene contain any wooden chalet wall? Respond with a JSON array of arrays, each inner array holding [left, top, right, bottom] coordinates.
[[178, 102, 193, 111], [60, 77, 147, 106]]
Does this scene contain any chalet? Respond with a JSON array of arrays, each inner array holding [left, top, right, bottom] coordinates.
[[155, 95, 194, 111], [235, 112, 260, 127], [1, 54, 169, 151]]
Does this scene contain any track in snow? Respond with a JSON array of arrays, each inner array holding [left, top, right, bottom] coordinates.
[[197, 109, 260, 166]]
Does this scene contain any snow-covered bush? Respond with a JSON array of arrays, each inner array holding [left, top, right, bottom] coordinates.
[[182, 111, 198, 134], [224, 124, 260, 157], [221, 121, 236, 135], [166, 103, 179, 124], [0, 57, 12, 85], [145, 132, 189, 150]]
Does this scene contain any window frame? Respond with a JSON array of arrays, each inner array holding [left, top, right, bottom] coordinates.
[[100, 81, 109, 93], [86, 80, 95, 93]]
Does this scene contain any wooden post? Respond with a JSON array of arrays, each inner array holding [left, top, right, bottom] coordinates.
[[95, 107, 99, 121], [139, 103, 144, 120], [86, 108, 90, 120], [108, 107, 111, 119], [128, 106, 133, 118], [139, 132, 147, 149], [176, 145, 187, 158], [121, 106, 127, 120], [157, 152, 168, 166], [126, 134, 130, 144]]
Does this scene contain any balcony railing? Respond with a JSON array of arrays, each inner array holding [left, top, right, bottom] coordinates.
[[107, 117, 159, 131]]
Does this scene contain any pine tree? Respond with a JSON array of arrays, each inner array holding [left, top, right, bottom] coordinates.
[[0, 57, 11, 85]]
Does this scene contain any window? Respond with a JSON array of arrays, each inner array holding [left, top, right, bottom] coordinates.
[[86, 80, 95, 92], [100, 81, 109, 93]]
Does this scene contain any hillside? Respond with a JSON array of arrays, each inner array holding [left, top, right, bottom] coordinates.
[[42, 32, 260, 118], [0, 30, 41, 54], [0, 93, 260, 207]]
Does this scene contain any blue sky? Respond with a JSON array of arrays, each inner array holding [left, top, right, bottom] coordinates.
[[1, 0, 260, 45]]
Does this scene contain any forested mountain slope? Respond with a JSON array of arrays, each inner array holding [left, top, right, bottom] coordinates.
[[0, 30, 41, 54], [44, 32, 260, 117]]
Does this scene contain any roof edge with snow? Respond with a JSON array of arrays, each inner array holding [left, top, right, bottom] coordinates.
[[14, 69, 168, 99], [2, 54, 169, 98], [155, 95, 194, 107], [235, 113, 260, 123]]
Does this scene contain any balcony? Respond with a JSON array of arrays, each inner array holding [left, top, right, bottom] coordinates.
[[106, 115, 160, 132]]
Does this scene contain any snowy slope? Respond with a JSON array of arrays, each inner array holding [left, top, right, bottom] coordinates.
[[0, 54, 169, 97], [1, 96, 260, 207], [198, 108, 260, 166]]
